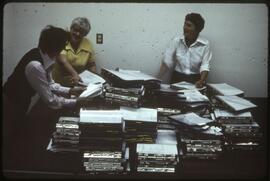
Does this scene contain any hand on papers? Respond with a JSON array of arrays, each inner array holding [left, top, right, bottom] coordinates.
[[69, 86, 86, 97], [195, 80, 205, 88], [69, 74, 82, 86]]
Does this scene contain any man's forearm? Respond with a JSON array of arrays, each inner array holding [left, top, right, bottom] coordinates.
[[57, 55, 79, 77], [199, 71, 208, 82], [158, 62, 169, 79]]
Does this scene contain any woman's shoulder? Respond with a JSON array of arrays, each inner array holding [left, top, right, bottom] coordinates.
[[81, 38, 93, 50]]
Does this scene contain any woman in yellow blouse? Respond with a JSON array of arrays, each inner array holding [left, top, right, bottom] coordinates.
[[52, 17, 96, 87]]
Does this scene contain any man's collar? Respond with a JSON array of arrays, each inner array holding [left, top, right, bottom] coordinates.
[[39, 49, 55, 70], [180, 35, 208, 46]]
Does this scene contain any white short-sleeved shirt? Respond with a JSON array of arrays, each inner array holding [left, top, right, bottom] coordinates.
[[163, 35, 212, 75]]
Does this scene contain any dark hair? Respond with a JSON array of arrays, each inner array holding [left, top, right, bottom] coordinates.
[[185, 13, 205, 33], [38, 25, 69, 54]]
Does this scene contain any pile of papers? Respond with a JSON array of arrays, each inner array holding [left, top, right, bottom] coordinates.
[[136, 143, 179, 173], [207, 83, 244, 97], [48, 117, 81, 153], [215, 95, 257, 112], [169, 112, 223, 159], [209, 83, 261, 151], [101, 68, 161, 90], [157, 107, 182, 130], [170, 81, 206, 92], [79, 70, 106, 86], [103, 84, 145, 108], [121, 107, 157, 143], [82, 149, 126, 173], [79, 109, 124, 151]]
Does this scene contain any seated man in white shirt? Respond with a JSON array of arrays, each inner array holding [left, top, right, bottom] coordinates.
[[158, 13, 212, 88]]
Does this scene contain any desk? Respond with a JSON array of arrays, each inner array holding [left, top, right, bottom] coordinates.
[[2, 98, 268, 179]]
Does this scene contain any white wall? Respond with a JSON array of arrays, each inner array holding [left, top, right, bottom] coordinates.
[[3, 3, 268, 97]]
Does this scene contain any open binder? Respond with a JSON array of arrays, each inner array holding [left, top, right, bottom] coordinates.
[[101, 68, 161, 89]]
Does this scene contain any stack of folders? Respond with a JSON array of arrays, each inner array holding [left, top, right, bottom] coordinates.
[[181, 89, 210, 111], [121, 106, 157, 143], [103, 84, 145, 108], [157, 107, 182, 130], [82, 147, 127, 174], [79, 109, 124, 151], [150, 84, 186, 105], [136, 143, 179, 173], [214, 108, 261, 151], [170, 81, 207, 94], [101, 68, 161, 90], [215, 95, 257, 113], [48, 117, 81, 153], [207, 83, 244, 98], [79, 70, 106, 86], [169, 113, 223, 159]]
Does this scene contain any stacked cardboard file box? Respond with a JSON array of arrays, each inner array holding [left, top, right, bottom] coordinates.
[[169, 113, 223, 159]]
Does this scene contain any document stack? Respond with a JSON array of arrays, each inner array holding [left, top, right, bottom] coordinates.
[[214, 108, 261, 151], [121, 107, 157, 143], [169, 113, 223, 159], [215, 95, 257, 113], [48, 117, 81, 153], [136, 143, 179, 173], [180, 89, 210, 115], [170, 81, 206, 94], [151, 84, 186, 107], [79, 109, 128, 173], [82, 148, 126, 174], [103, 83, 145, 108], [101, 68, 161, 90], [157, 107, 182, 130], [79, 109, 124, 151], [78, 70, 106, 86], [207, 83, 244, 99]]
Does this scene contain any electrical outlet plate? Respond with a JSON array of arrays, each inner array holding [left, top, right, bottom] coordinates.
[[96, 33, 103, 44]]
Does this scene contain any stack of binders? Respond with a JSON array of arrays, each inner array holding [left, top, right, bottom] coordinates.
[[103, 83, 145, 108], [207, 83, 244, 98], [180, 89, 210, 115], [101, 68, 161, 90], [49, 117, 81, 152], [169, 113, 223, 159], [212, 95, 261, 151], [136, 143, 179, 173], [82, 147, 127, 174], [79, 109, 124, 151], [121, 107, 157, 143], [157, 107, 182, 130], [214, 108, 261, 151], [79, 109, 128, 173]]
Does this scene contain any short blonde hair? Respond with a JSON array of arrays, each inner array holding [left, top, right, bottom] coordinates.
[[70, 17, 91, 36]]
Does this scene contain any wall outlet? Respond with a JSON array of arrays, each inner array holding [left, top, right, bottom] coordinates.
[[96, 33, 103, 44]]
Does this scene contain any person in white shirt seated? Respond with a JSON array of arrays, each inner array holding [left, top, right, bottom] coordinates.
[[158, 13, 212, 88]]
